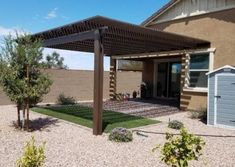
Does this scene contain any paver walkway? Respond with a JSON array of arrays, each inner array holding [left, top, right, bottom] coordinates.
[[82, 98, 180, 118]]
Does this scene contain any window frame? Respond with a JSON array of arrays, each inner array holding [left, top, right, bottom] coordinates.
[[184, 48, 215, 93]]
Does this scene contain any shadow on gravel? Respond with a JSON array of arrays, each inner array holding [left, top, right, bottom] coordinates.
[[29, 118, 59, 131], [134, 130, 235, 138], [12, 117, 59, 132]]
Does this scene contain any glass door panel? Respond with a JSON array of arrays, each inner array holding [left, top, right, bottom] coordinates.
[[156, 62, 181, 99], [169, 62, 181, 98], [157, 62, 168, 97]]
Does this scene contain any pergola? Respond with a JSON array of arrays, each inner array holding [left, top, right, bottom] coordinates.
[[32, 16, 209, 135]]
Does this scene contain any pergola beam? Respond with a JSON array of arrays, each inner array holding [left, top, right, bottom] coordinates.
[[42, 27, 108, 47]]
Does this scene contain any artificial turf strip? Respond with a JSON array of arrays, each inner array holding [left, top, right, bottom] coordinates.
[[32, 105, 160, 133]]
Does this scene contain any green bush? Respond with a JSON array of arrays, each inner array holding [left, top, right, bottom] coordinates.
[[17, 136, 46, 167], [190, 108, 207, 121], [57, 93, 76, 105], [109, 127, 133, 142], [168, 120, 184, 130], [153, 128, 205, 167]]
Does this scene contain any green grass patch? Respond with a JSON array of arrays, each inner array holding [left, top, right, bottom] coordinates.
[[32, 105, 160, 133]]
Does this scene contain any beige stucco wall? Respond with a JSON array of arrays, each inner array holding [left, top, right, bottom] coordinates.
[[148, 8, 235, 69], [146, 8, 235, 110], [180, 92, 207, 111], [142, 60, 154, 84], [0, 69, 142, 105]]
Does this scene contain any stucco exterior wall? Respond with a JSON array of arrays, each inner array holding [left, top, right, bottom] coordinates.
[[148, 8, 235, 69], [142, 60, 154, 84], [146, 8, 235, 110], [142, 60, 154, 97], [0, 69, 142, 105]]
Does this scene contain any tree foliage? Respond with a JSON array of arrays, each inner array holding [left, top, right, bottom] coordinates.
[[42, 51, 67, 69], [0, 33, 52, 129]]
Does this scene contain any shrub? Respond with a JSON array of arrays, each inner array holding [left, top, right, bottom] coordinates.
[[168, 120, 184, 130], [57, 93, 76, 105], [153, 128, 205, 167], [190, 108, 207, 121], [109, 127, 133, 142], [17, 136, 46, 167]]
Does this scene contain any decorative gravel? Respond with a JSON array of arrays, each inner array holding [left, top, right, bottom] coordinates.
[[0, 105, 235, 167]]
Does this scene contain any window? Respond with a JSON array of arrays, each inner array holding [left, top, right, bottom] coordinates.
[[188, 53, 209, 88]]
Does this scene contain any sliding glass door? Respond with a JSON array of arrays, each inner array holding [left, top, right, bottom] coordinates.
[[169, 63, 181, 98], [156, 62, 181, 99]]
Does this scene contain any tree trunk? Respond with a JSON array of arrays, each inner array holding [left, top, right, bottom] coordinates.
[[26, 98, 29, 131], [26, 64, 30, 131], [17, 104, 21, 128], [22, 104, 26, 130]]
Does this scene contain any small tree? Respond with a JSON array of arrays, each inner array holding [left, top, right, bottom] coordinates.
[[42, 51, 67, 69], [17, 136, 46, 167], [153, 128, 205, 167], [0, 33, 52, 130]]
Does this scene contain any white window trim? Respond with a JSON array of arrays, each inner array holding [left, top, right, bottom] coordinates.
[[184, 48, 215, 93], [189, 69, 209, 72]]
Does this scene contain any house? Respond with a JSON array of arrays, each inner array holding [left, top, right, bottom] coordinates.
[[1, 0, 234, 134], [135, 0, 235, 111], [1, 1, 234, 113]]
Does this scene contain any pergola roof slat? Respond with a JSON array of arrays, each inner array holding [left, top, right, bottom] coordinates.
[[32, 15, 210, 56]]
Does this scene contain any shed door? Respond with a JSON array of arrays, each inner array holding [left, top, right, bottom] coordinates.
[[216, 75, 235, 127]]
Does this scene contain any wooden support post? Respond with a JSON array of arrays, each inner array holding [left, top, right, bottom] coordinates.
[[109, 58, 117, 100], [93, 29, 104, 135]]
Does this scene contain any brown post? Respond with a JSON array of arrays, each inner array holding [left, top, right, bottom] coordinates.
[[109, 58, 117, 100], [93, 29, 104, 135]]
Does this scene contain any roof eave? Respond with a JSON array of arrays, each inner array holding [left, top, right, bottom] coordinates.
[[141, 0, 180, 27]]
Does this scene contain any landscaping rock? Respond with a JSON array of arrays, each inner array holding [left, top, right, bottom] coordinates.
[[0, 105, 235, 167]]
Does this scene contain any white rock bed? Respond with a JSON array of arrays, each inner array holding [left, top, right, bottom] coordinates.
[[0, 105, 235, 167]]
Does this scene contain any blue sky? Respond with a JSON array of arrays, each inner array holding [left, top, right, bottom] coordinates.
[[0, 0, 168, 70]]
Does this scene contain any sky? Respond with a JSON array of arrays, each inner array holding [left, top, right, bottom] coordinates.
[[0, 0, 168, 70]]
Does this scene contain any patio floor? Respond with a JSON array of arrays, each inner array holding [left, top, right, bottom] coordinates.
[[81, 98, 180, 118]]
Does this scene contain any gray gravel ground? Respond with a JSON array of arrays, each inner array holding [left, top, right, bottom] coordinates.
[[0, 105, 235, 167]]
